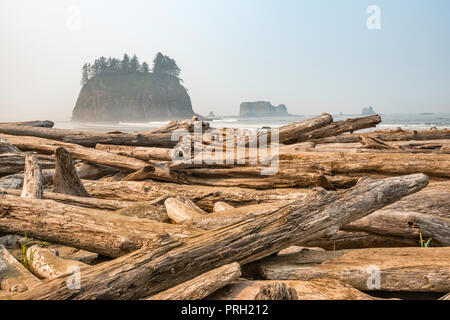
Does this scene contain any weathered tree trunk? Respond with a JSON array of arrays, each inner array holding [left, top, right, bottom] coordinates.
[[147, 263, 241, 300], [0, 120, 54, 128], [96, 144, 173, 161], [82, 180, 309, 211], [0, 124, 179, 148], [20, 155, 43, 199], [277, 113, 333, 144], [301, 229, 421, 251], [242, 247, 450, 292], [303, 181, 450, 249], [213, 201, 235, 212], [290, 114, 381, 143], [0, 195, 202, 257], [0, 244, 40, 294], [206, 279, 376, 300], [279, 151, 450, 178], [10, 174, 429, 300], [0, 134, 149, 172], [341, 182, 450, 246], [313, 128, 450, 144], [53, 148, 90, 197], [26, 245, 89, 280]]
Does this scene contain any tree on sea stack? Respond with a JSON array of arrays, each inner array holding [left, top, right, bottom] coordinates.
[[81, 63, 90, 85], [141, 62, 150, 74], [130, 54, 140, 73], [153, 52, 181, 78], [121, 53, 130, 73]]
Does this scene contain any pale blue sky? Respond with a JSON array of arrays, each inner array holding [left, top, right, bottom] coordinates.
[[1, 0, 449, 120]]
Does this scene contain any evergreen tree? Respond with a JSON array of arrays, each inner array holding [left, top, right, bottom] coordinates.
[[107, 57, 121, 74], [121, 53, 130, 73], [152, 52, 166, 75], [153, 52, 180, 78], [141, 61, 150, 74], [81, 63, 90, 85], [130, 54, 140, 73], [97, 56, 108, 75]]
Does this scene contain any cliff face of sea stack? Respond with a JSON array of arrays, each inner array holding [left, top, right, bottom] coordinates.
[[72, 74, 194, 121], [239, 101, 290, 117]]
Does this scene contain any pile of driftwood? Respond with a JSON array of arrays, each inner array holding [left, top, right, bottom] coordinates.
[[0, 114, 449, 300]]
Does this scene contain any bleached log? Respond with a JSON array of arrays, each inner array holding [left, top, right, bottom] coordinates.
[[10, 174, 429, 300], [242, 247, 450, 292], [0, 196, 202, 257], [0, 123, 179, 148], [147, 263, 241, 300], [82, 180, 309, 211], [20, 154, 43, 199], [0, 244, 40, 293], [279, 151, 450, 178], [53, 148, 90, 197], [313, 128, 450, 144], [26, 245, 89, 280], [0, 134, 149, 172], [96, 144, 173, 161]]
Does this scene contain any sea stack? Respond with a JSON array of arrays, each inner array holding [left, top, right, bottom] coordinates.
[[361, 106, 376, 116], [72, 73, 194, 122], [239, 101, 290, 117]]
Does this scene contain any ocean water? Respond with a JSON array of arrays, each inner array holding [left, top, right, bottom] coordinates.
[[54, 113, 450, 133]]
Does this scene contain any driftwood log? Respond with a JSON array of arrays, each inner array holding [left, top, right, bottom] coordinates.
[[20, 155, 43, 199], [0, 244, 40, 294], [82, 180, 309, 211], [314, 128, 450, 144], [96, 144, 173, 161], [0, 134, 149, 172], [26, 245, 89, 280], [0, 123, 178, 148], [0, 195, 202, 257], [53, 148, 90, 197], [304, 181, 450, 249], [242, 247, 450, 292], [9, 174, 429, 299], [147, 263, 241, 300]]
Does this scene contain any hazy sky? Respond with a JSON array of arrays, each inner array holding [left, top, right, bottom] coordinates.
[[1, 0, 449, 121]]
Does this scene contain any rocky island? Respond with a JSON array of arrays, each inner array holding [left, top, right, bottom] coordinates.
[[361, 106, 376, 116], [72, 53, 195, 122], [239, 101, 291, 117]]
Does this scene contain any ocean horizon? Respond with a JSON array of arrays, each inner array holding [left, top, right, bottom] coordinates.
[[54, 113, 450, 133]]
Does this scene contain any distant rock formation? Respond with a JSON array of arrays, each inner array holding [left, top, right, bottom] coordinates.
[[72, 74, 194, 121], [239, 101, 290, 117], [208, 111, 217, 118], [361, 106, 376, 116]]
